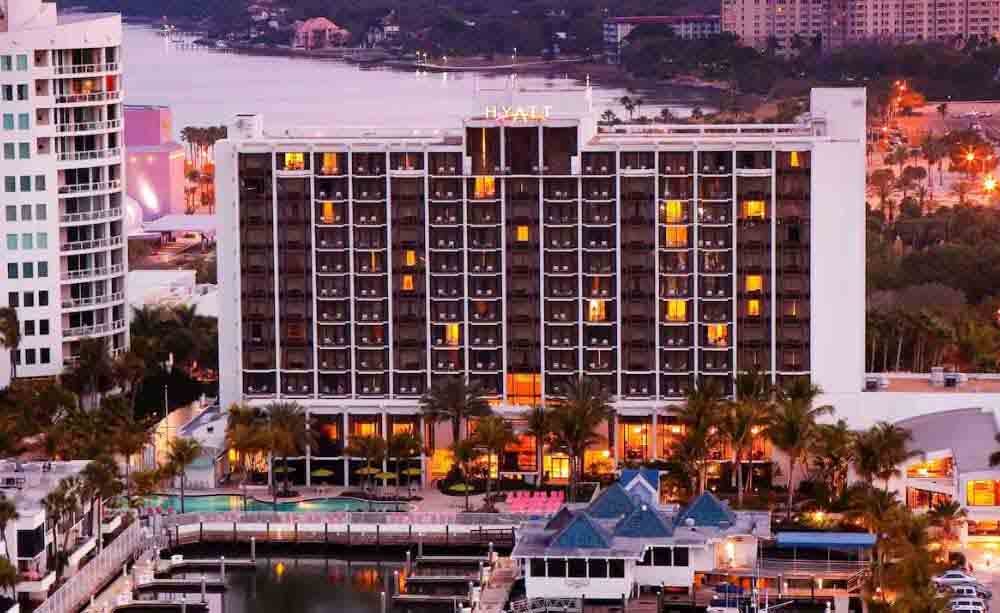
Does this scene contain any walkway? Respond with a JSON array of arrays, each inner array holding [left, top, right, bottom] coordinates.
[[85, 548, 157, 613], [479, 557, 518, 613]]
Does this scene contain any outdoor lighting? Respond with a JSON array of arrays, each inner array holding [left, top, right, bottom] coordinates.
[[966, 151, 976, 162], [985, 175, 997, 192]]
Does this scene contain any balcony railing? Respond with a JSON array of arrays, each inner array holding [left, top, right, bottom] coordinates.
[[58, 179, 121, 195], [61, 235, 122, 252], [54, 90, 121, 104], [62, 318, 126, 338], [61, 263, 124, 281], [57, 147, 121, 162], [53, 62, 120, 75], [61, 291, 125, 309], [55, 119, 121, 133], [61, 207, 123, 223]]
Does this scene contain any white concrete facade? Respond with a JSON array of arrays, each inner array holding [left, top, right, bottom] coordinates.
[[0, 0, 128, 385]]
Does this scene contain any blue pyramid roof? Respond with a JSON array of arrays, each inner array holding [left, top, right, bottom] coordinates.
[[587, 482, 639, 519], [552, 512, 613, 549], [614, 504, 674, 538], [620, 468, 660, 490], [544, 506, 577, 531], [674, 492, 737, 528]]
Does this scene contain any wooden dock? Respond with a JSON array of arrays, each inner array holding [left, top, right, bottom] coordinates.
[[392, 594, 468, 605], [415, 555, 490, 566], [134, 579, 226, 594], [155, 558, 255, 574], [166, 523, 514, 549], [406, 575, 478, 584], [114, 603, 209, 613]]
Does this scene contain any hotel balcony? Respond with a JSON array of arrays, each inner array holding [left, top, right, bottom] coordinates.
[[469, 255, 500, 275], [659, 252, 691, 274], [356, 375, 389, 396], [389, 152, 424, 173], [244, 372, 276, 396], [544, 206, 577, 225], [430, 233, 463, 251], [355, 326, 387, 348], [355, 282, 388, 300], [469, 327, 502, 348], [276, 151, 310, 175], [318, 327, 350, 347], [620, 151, 655, 173], [780, 252, 810, 273], [623, 375, 655, 398], [316, 228, 348, 250], [779, 274, 809, 297], [584, 253, 615, 274], [660, 152, 694, 175], [430, 152, 462, 175], [314, 152, 347, 176], [432, 356, 466, 372], [318, 350, 350, 372], [701, 281, 730, 299], [659, 200, 692, 225], [430, 254, 462, 274], [546, 282, 577, 300], [736, 150, 773, 171], [546, 356, 579, 373], [700, 252, 732, 275], [583, 231, 615, 251], [395, 375, 426, 396], [660, 276, 691, 298], [581, 153, 615, 175], [354, 255, 386, 275], [661, 351, 693, 372], [546, 328, 577, 347], [469, 204, 501, 224], [352, 153, 386, 177], [470, 352, 501, 372], [429, 206, 462, 225], [354, 208, 386, 225], [355, 352, 389, 373], [661, 375, 692, 398], [470, 373, 502, 396], [698, 151, 732, 175], [430, 279, 463, 298]]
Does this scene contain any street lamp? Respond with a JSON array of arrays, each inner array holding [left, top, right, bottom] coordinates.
[[160, 352, 174, 463], [984, 175, 996, 193]]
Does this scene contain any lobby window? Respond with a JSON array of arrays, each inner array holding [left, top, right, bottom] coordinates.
[[745, 274, 763, 293], [741, 199, 766, 219], [391, 421, 414, 435], [587, 299, 607, 322], [445, 323, 460, 346], [666, 299, 687, 322], [747, 299, 761, 317], [401, 274, 414, 291], [707, 324, 729, 347], [664, 225, 688, 248], [662, 199, 684, 222], [405, 249, 416, 267], [516, 225, 530, 242]]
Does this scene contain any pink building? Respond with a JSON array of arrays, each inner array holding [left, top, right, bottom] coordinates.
[[292, 17, 350, 49], [125, 105, 185, 221]]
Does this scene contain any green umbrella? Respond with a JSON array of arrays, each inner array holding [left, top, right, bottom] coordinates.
[[449, 483, 475, 493], [401, 467, 423, 477], [273, 466, 296, 474], [355, 466, 381, 475], [311, 468, 335, 478], [375, 471, 397, 481]]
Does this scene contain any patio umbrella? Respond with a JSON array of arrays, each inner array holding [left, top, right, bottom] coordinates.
[[401, 467, 423, 477], [375, 472, 397, 481], [449, 483, 475, 493], [311, 468, 335, 478], [355, 466, 381, 476], [272, 466, 296, 474]]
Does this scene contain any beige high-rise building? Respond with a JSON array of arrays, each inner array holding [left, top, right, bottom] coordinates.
[[722, 0, 999, 50]]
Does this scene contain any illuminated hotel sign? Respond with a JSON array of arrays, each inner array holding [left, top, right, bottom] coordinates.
[[485, 105, 553, 122]]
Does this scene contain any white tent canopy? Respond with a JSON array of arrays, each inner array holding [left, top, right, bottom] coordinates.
[[143, 214, 217, 234]]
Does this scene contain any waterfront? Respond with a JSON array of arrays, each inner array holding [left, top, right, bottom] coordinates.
[[121, 25, 713, 134]]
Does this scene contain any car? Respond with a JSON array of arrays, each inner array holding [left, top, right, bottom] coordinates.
[[948, 585, 989, 601], [949, 596, 987, 609], [935, 571, 979, 585], [951, 606, 985, 613]]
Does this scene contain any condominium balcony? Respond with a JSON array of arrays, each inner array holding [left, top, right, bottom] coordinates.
[[698, 152, 732, 174], [53, 62, 120, 75], [61, 263, 124, 282], [54, 89, 121, 105], [62, 318, 126, 339], [58, 179, 122, 196], [61, 291, 124, 309], [57, 147, 121, 163], [55, 119, 121, 134], [318, 330, 350, 346]]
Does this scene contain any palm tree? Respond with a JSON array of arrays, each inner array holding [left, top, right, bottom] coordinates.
[[767, 378, 833, 519], [0, 498, 17, 560], [387, 431, 422, 499], [114, 415, 151, 508], [845, 482, 900, 533], [42, 476, 83, 581], [419, 378, 490, 451], [723, 369, 772, 506], [473, 415, 514, 510], [809, 419, 854, 503], [265, 401, 316, 499], [619, 95, 635, 120], [452, 438, 479, 512], [0, 557, 17, 598], [225, 404, 269, 511], [853, 422, 920, 489], [347, 434, 387, 496], [523, 406, 551, 486], [80, 455, 121, 552], [633, 97, 644, 119], [0, 308, 20, 384], [673, 380, 725, 494], [928, 499, 967, 555], [548, 377, 612, 500], [165, 438, 203, 514], [600, 109, 618, 125], [64, 337, 114, 409]]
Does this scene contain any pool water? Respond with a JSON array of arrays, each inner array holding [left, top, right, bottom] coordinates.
[[144, 494, 407, 513]]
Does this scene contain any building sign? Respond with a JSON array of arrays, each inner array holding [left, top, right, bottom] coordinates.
[[485, 105, 553, 122]]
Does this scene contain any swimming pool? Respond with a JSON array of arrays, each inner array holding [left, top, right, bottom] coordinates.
[[144, 494, 407, 513]]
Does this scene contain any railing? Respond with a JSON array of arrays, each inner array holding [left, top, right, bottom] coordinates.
[[55, 119, 121, 133], [759, 557, 867, 577], [57, 147, 121, 161], [61, 207, 123, 223], [509, 598, 582, 613], [33, 521, 145, 613], [53, 62, 119, 75], [61, 236, 123, 252], [162, 510, 522, 527], [62, 319, 126, 338], [61, 291, 125, 309], [57, 179, 121, 195], [61, 264, 124, 281], [54, 90, 121, 104], [846, 567, 869, 593]]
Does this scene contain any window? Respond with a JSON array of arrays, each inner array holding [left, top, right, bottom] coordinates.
[[6, 234, 16, 250], [24, 321, 34, 336], [2, 143, 13, 160], [587, 299, 607, 322], [4, 177, 14, 192], [39, 320, 48, 335], [662, 199, 684, 222], [17, 113, 29, 130], [36, 233, 46, 249], [320, 201, 334, 223], [516, 225, 530, 242], [745, 274, 763, 293], [21, 263, 33, 278], [40, 348, 50, 364], [445, 323, 460, 346], [16, 84, 27, 101], [20, 233, 31, 250], [473, 176, 496, 198], [6, 293, 17, 308], [707, 324, 728, 347], [747, 299, 761, 317], [35, 204, 45, 220], [666, 299, 687, 322], [20, 204, 30, 220], [587, 559, 608, 578], [741, 199, 766, 219], [405, 249, 416, 267], [546, 559, 567, 577], [783, 299, 799, 318], [4, 206, 14, 222], [529, 559, 546, 577], [609, 559, 625, 578], [2, 114, 12, 130], [638, 548, 652, 566], [15, 55, 27, 71], [790, 151, 801, 167], [0, 85, 10, 101], [664, 225, 688, 247], [0, 56, 10, 71], [24, 349, 35, 365], [568, 559, 587, 578], [22, 292, 33, 307], [18, 143, 29, 159], [282, 152, 305, 170], [34, 175, 44, 191], [37, 291, 47, 306], [19, 176, 30, 192], [653, 547, 672, 566], [673, 547, 690, 567], [401, 274, 414, 291]]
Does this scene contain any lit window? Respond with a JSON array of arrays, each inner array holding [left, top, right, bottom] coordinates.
[[967, 480, 998, 507], [662, 199, 684, 223], [445, 323, 460, 346], [666, 299, 687, 322], [405, 249, 417, 266], [392, 422, 415, 435], [401, 274, 414, 291], [707, 324, 728, 347], [321, 152, 339, 175], [587, 299, 607, 322], [474, 176, 496, 198], [354, 421, 377, 437], [283, 152, 305, 170], [784, 300, 799, 318], [321, 201, 334, 223], [790, 151, 801, 168], [664, 226, 688, 248], [516, 225, 530, 242], [745, 274, 763, 293], [747, 299, 761, 317], [741, 200, 766, 219]]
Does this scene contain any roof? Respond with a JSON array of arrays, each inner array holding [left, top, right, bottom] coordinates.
[[614, 504, 674, 538], [896, 407, 999, 473], [621, 468, 660, 490], [877, 376, 1000, 394], [607, 14, 719, 25], [776, 532, 876, 549], [674, 492, 737, 528], [143, 214, 217, 234], [552, 513, 613, 549], [544, 507, 577, 531], [587, 483, 639, 519]]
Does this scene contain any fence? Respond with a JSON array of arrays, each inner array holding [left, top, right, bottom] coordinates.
[[161, 511, 522, 527], [509, 598, 583, 613], [34, 521, 146, 613]]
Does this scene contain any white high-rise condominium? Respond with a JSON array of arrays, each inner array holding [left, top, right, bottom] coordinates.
[[0, 0, 127, 385]]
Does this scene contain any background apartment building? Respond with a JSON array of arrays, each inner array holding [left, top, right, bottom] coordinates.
[[215, 88, 865, 487], [722, 0, 997, 50], [0, 0, 128, 385], [603, 15, 721, 63]]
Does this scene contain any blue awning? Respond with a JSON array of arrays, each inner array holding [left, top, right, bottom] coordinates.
[[776, 532, 876, 549]]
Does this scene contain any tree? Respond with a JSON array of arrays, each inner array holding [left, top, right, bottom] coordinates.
[[722, 368, 772, 507], [0, 498, 17, 560], [165, 437, 203, 514], [114, 414, 152, 507], [80, 455, 122, 552], [619, 95, 635, 120], [265, 401, 316, 499], [548, 377, 612, 501], [810, 419, 854, 504], [0, 308, 19, 383], [63, 337, 115, 410], [927, 499, 966, 555], [452, 438, 479, 512], [869, 168, 896, 219], [937, 102, 949, 121], [633, 97, 644, 119], [952, 179, 973, 206], [387, 431, 422, 498], [346, 434, 386, 496], [473, 414, 514, 511], [523, 406, 551, 486], [0, 557, 16, 598], [853, 422, 920, 489], [419, 378, 490, 452], [600, 109, 618, 125], [659, 107, 674, 123], [224, 404, 269, 510], [767, 378, 833, 519], [672, 380, 725, 494], [42, 476, 83, 581]]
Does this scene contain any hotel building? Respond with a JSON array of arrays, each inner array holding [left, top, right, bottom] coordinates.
[[0, 0, 127, 385], [216, 87, 866, 487]]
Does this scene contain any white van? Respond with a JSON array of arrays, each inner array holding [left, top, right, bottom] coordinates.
[[949, 598, 986, 611], [951, 605, 986, 613], [950, 585, 983, 599]]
